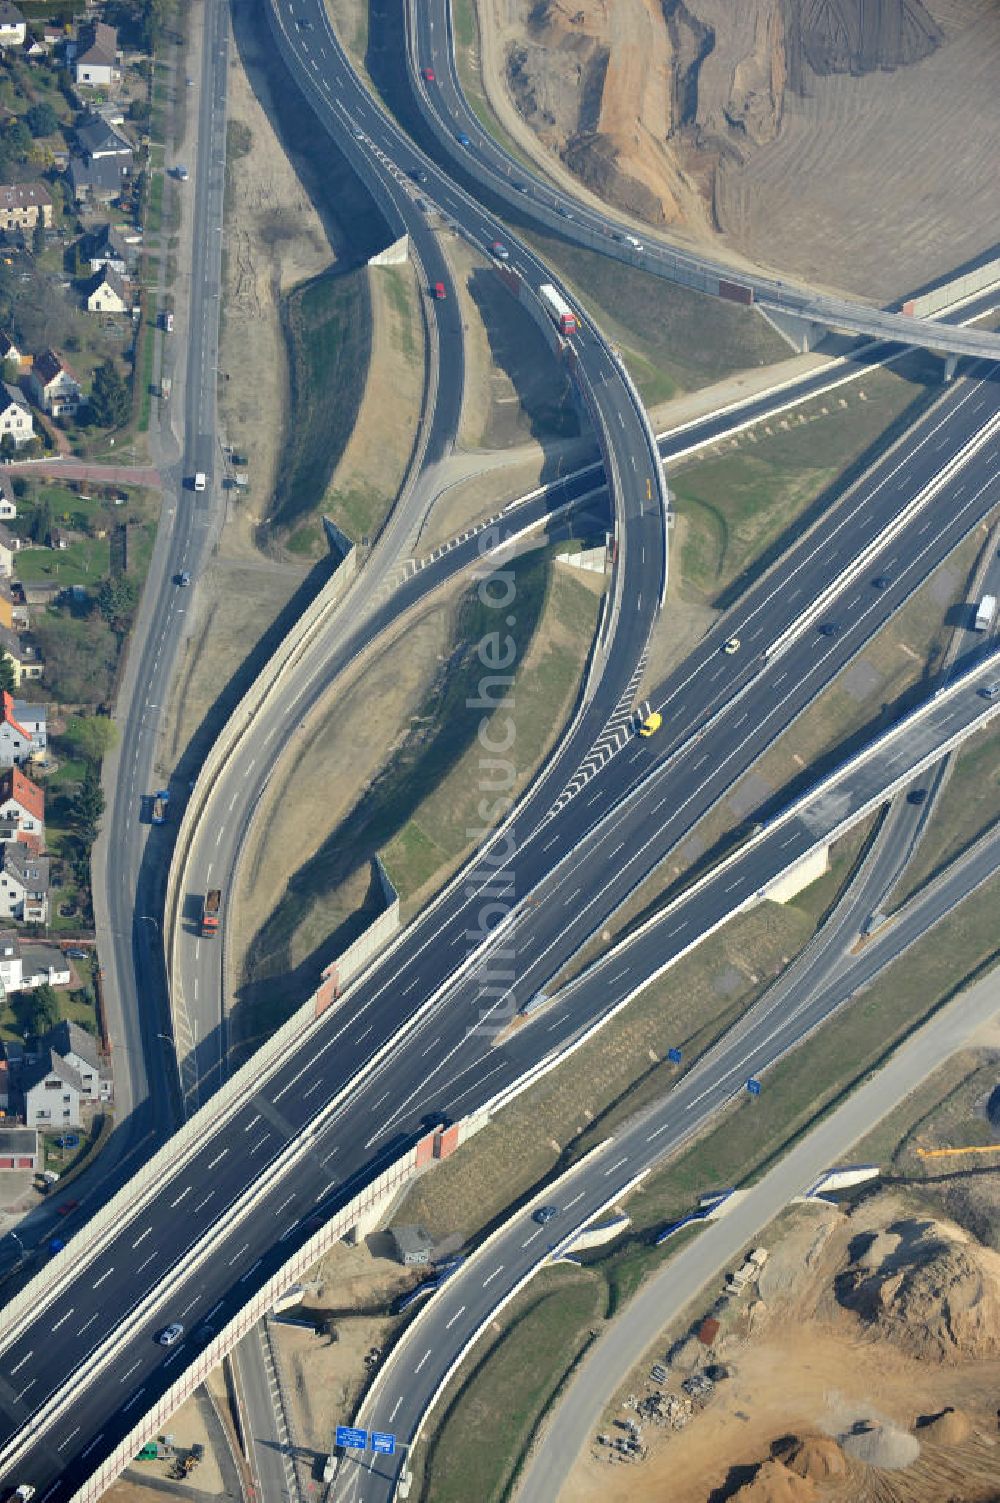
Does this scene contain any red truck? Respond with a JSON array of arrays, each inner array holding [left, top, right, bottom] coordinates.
[[201, 889, 221, 938]]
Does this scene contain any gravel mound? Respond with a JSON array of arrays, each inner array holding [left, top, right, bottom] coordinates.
[[917, 1406, 972, 1445], [772, 1432, 847, 1480], [839, 1420, 919, 1469]]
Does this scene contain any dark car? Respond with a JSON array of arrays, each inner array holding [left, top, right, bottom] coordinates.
[[513, 181, 528, 193], [872, 575, 892, 589], [410, 168, 429, 184], [818, 621, 841, 637], [533, 1205, 559, 1226], [907, 788, 928, 805], [64, 948, 87, 959]]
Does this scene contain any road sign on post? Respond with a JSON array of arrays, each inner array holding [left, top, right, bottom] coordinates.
[[667, 1047, 682, 1064], [746, 1078, 761, 1096], [370, 1432, 396, 1455], [336, 1426, 368, 1450]]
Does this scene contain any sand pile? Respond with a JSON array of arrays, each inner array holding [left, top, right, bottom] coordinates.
[[917, 1406, 972, 1445], [772, 1433, 847, 1480], [839, 1420, 920, 1469], [838, 1218, 1000, 1363], [732, 1458, 816, 1501]]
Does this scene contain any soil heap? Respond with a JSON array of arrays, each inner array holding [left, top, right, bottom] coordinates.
[[837, 1218, 1000, 1363]]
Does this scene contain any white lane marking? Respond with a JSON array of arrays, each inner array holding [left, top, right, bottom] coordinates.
[[444, 1305, 466, 1330], [414, 1350, 431, 1373], [482, 1265, 504, 1287]]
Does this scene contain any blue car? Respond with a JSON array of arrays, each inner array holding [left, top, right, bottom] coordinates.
[[456, 132, 471, 147]]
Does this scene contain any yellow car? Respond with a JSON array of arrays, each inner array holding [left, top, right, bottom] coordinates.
[[639, 710, 662, 737], [723, 636, 741, 655]]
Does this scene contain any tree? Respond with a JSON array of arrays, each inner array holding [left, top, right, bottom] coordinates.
[[97, 573, 138, 628], [4, 119, 31, 160], [63, 713, 118, 762], [24, 982, 60, 1035], [89, 359, 130, 428], [25, 102, 58, 139], [0, 433, 14, 461], [73, 763, 105, 843], [31, 217, 44, 258], [0, 653, 14, 694], [30, 496, 52, 544]]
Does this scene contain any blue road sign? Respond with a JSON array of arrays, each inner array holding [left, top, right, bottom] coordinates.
[[746, 1077, 761, 1096], [370, 1432, 396, 1455], [667, 1047, 682, 1064], [336, 1426, 368, 1451]]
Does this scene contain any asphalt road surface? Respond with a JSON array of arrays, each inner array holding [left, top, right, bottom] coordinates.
[[345, 816, 1000, 1501]]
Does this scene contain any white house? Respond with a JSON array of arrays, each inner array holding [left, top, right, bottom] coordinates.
[[0, 764, 43, 846], [85, 265, 129, 315], [0, 842, 48, 921], [21, 1050, 81, 1127], [0, 484, 16, 521], [74, 20, 118, 87], [0, 381, 33, 449], [27, 349, 81, 418], [0, 3, 26, 50], [0, 928, 21, 991]]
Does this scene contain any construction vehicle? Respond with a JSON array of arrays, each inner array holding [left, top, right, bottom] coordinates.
[[639, 710, 662, 738], [151, 789, 169, 825], [201, 889, 221, 937]]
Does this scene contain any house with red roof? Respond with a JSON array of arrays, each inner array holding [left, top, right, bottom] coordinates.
[[0, 765, 43, 848], [0, 690, 35, 765]]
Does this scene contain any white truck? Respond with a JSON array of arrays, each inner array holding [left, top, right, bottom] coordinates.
[[974, 593, 996, 632], [538, 283, 578, 337]]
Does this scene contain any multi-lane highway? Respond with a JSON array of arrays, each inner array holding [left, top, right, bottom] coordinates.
[[2, 0, 999, 1498], [342, 694, 1000, 1500]]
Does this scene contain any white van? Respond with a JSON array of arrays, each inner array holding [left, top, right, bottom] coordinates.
[[625, 234, 643, 250], [193, 472, 207, 493]]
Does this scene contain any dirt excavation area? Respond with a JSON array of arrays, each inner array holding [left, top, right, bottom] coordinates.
[[487, 0, 1000, 300], [565, 1190, 1000, 1503]]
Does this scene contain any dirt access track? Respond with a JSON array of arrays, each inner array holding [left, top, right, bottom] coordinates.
[[484, 0, 1000, 301]]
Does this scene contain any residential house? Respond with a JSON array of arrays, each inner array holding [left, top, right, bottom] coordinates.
[[20, 1049, 80, 1127], [27, 350, 81, 418], [75, 114, 131, 163], [0, 694, 38, 765], [0, 766, 44, 847], [0, 626, 42, 686], [0, 842, 48, 921], [0, 483, 16, 520], [10, 697, 45, 759], [0, 183, 52, 232], [74, 20, 118, 87], [0, 928, 21, 990], [0, 331, 25, 371], [0, 1128, 38, 1171], [41, 1021, 103, 1098], [0, 3, 25, 50], [0, 523, 21, 577], [67, 152, 128, 206], [0, 381, 32, 449], [42, 25, 63, 52], [84, 265, 128, 315], [21, 945, 69, 988], [80, 222, 129, 276]]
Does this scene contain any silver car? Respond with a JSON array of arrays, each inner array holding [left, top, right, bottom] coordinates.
[[158, 1322, 184, 1347]]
